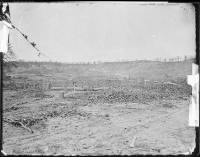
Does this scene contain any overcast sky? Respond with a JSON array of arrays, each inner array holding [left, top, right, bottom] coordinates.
[[9, 2, 195, 62]]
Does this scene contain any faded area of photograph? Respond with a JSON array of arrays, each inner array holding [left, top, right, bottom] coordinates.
[[2, 2, 196, 155]]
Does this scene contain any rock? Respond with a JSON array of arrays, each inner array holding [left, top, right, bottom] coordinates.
[[130, 136, 137, 148]]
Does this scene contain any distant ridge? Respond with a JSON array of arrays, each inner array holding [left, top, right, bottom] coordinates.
[[7, 59, 193, 81]]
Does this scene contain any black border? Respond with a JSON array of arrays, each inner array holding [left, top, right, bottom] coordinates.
[[0, 1, 199, 157]]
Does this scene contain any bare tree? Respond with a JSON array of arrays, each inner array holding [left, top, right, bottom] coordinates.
[[184, 56, 187, 61], [177, 56, 180, 62]]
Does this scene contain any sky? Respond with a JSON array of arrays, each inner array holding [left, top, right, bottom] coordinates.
[[8, 2, 195, 62]]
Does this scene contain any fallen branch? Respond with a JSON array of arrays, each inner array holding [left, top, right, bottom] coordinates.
[[3, 118, 34, 134]]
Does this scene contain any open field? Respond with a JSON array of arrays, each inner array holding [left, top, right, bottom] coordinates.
[[3, 60, 195, 155]]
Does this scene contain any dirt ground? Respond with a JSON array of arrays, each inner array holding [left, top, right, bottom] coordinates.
[[2, 83, 195, 155]]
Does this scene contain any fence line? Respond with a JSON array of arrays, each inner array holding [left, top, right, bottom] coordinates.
[[3, 77, 186, 91]]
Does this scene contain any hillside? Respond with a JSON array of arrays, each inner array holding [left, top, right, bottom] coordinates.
[[7, 60, 193, 81]]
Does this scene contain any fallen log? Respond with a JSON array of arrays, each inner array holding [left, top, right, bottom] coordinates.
[[3, 118, 34, 134]]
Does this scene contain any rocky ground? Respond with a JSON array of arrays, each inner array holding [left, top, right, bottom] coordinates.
[[2, 83, 195, 155]]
